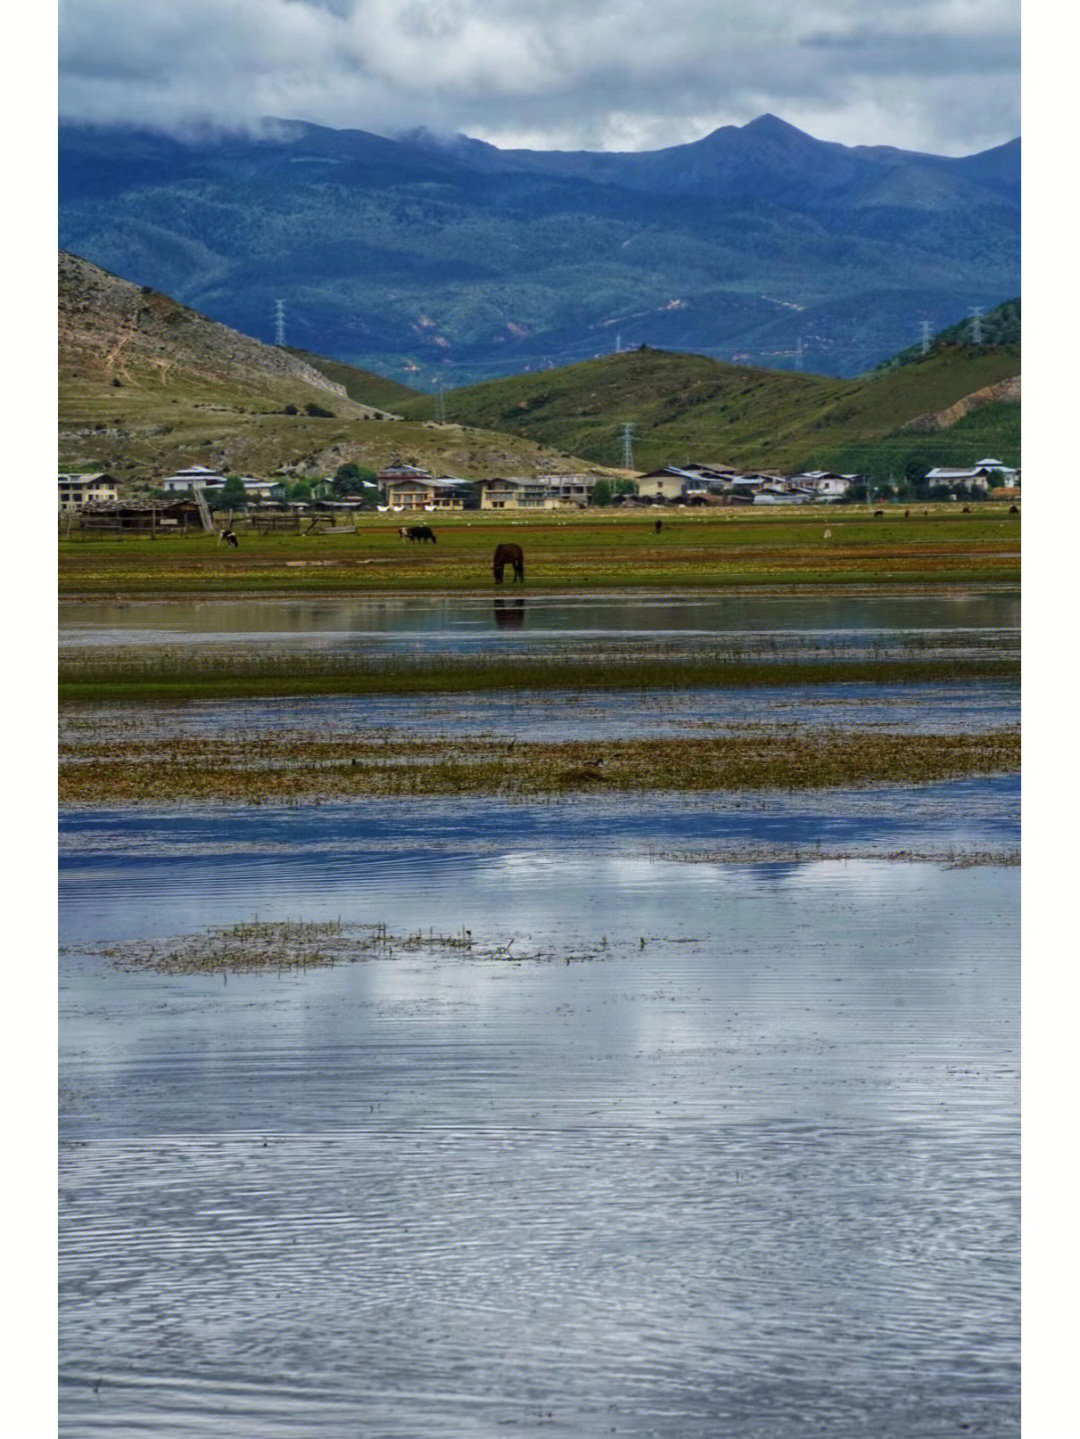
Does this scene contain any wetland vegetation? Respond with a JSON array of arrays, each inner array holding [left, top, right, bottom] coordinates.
[[58, 646, 1017, 705], [59, 728, 1020, 804], [78, 919, 547, 974], [59, 527, 1020, 799]]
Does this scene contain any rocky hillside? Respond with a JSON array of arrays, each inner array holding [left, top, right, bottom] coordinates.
[[903, 375, 1021, 433], [59, 253, 601, 481], [59, 250, 390, 407]]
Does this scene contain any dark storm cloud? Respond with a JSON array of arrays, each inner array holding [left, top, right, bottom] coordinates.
[[57, 0, 1020, 154]]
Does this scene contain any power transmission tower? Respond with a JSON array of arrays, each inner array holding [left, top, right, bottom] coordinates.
[[970, 306, 983, 345], [274, 299, 286, 347], [622, 423, 635, 470], [794, 335, 803, 370], [434, 381, 446, 424], [615, 333, 622, 354], [920, 321, 932, 356]]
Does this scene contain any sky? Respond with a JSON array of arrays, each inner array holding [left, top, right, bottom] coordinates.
[[57, 0, 1020, 156]]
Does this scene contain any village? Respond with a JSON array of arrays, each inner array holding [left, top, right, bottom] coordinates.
[[58, 455, 1021, 533]]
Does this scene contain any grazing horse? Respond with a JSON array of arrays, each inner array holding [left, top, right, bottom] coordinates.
[[873, 509, 884, 518], [401, 524, 437, 542], [654, 519, 663, 533], [1009, 503, 1020, 514], [493, 542, 525, 584]]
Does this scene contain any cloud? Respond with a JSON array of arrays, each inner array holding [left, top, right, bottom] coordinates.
[[58, 0, 1020, 155]]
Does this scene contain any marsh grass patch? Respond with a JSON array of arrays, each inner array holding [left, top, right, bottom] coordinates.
[[80, 919, 606, 974], [59, 728, 1021, 805]]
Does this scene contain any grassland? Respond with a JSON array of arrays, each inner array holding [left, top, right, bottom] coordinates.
[[59, 503, 1021, 602], [59, 377, 594, 485], [283, 347, 421, 411], [812, 401, 1022, 483]]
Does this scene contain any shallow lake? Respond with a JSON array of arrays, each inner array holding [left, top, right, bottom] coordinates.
[[59, 591, 1020, 1437], [59, 588, 1020, 661], [59, 790, 1019, 1438]]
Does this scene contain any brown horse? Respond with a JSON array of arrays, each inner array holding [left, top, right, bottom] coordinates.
[[493, 542, 524, 583]]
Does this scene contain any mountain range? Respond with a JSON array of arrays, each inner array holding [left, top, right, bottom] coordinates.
[[58, 114, 1019, 387]]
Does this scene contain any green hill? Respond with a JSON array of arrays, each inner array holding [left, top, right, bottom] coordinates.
[[398, 343, 1020, 474], [283, 347, 421, 411], [873, 298, 1020, 374]]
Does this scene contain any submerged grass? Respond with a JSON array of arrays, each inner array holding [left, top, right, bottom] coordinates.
[[59, 647, 1018, 705], [59, 729, 1021, 804], [81, 919, 584, 973]]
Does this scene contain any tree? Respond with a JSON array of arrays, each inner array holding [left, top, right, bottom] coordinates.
[[333, 463, 377, 497], [904, 454, 935, 486], [591, 479, 613, 506], [214, 476, 247, 510]]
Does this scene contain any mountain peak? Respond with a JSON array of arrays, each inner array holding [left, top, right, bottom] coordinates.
[[742, 113, 807, 141]]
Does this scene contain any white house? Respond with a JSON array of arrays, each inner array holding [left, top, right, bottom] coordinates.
[[58, 472, 119, 512], [159, 465, 225, 493], [636, 468, 692, 502], [790, 470, 855, 499]]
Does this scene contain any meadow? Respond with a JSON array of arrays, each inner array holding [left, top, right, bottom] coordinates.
[[59, 501, 1021, 600]]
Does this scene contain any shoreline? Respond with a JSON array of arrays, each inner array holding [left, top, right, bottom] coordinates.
[[58, 579, 1023, 606]]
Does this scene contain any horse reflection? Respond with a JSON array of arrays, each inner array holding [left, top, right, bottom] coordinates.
[[494, 597, 526, 628]]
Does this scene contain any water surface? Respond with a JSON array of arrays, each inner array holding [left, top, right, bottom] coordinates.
[[59, 590, 1020, 1437], [59, 589, 1020, 661], [60, 795, 1019, 1438]]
